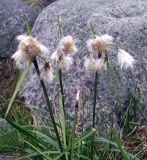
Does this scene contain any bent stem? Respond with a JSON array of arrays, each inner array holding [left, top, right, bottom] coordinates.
[[33, 59, 63, 155]]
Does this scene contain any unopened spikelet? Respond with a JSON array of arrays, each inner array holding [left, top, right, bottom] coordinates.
[[40, 63, 54, 83], [59, 35, 77, 54], [12, 34, 48, 69], [117, 49, 136, 69], [87, 34, 113, 54], [76, 90, 81, 102]]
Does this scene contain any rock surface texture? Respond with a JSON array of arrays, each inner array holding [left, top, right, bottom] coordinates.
[[31, 0, 58, 11], [20, 0, 147, 127], [0, 0, 38, 57], [0, 155, 17, 160]]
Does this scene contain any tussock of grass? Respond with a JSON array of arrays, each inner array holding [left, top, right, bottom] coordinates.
[[0, 16, 146, 160]]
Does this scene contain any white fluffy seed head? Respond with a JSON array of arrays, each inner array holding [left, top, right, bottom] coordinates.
[[59, 35, 77, 54], [17, 34, 48, 58], [40, 63, 54, 83], [84, 55, 106, 71], [51, 50, 73, 71], [50, 50, 60, 63], [87, 34, 113, 53], [12, 34, 48, 69], [58, 55, 73, 70], [117, 49, 136, 69], [100, 35, 113, 45], [12, 51, 30, 69], [84, 54, 96, 71], [94, 58, 107, 71]]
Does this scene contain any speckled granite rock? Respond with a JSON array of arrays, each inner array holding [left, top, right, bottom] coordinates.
[[20, 0, 147, 127], [0, 0, 38, 57], [0, 155, 17, 160], [27, 0, 57, 12]]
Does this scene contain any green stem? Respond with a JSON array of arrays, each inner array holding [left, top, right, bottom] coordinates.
[[57, 16, 66, 116], [59, 69, 65, 114], [33, 59, 63, 154], [90, 23, 99, 160], [24, 15, 32, 36], [90, 23, 96, 38], [57, 16, 64, 39], [93, 71, 98, 128], [70, 102, 79, 160], [25, 15, 64, 159], [91, 71, 98, 160]]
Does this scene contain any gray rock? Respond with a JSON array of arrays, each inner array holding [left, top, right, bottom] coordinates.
[[30, 0, 58, 12], [20, 0, 147, 129], [0, 155, 17, 160], [0, 0, 38, 57]]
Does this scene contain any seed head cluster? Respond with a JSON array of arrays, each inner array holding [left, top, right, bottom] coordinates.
[[12, 32, 136, 83]]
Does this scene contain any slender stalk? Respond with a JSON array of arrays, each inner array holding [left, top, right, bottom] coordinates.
[[69, 101, 79, 160], [90, 23, 99, 160], [59, 94, 68, 160], [24, 15, 65, 159], [57, 15, 64, 39], [24, 15, 32, 36], [90, 71, 98, 160], [33, 59, 63, 154], [57, 16, 65, 109], [90, 23, 96, 38], [59, 69, 65, 108], [92, 71, 98, 128]]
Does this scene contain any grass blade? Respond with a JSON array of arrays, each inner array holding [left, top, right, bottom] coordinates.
[[18, 150, 60, 160], [59, 95, 68, 160], [5, 118, 46, 148], [112, 128, 127, 160], [55, 128, 96, 160], [69, 102, 79, 160], [5, 65, 30, 117], [24, 140, 52, 160]]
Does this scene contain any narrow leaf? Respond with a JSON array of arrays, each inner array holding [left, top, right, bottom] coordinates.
[[5, 65, 30, 117]]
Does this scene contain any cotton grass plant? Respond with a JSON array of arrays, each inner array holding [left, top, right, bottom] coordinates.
[[0, 15, 146, 160]]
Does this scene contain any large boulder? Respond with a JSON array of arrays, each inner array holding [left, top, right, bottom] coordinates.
[[20, 0, 147, 126], [0, 0, 38, 57]]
